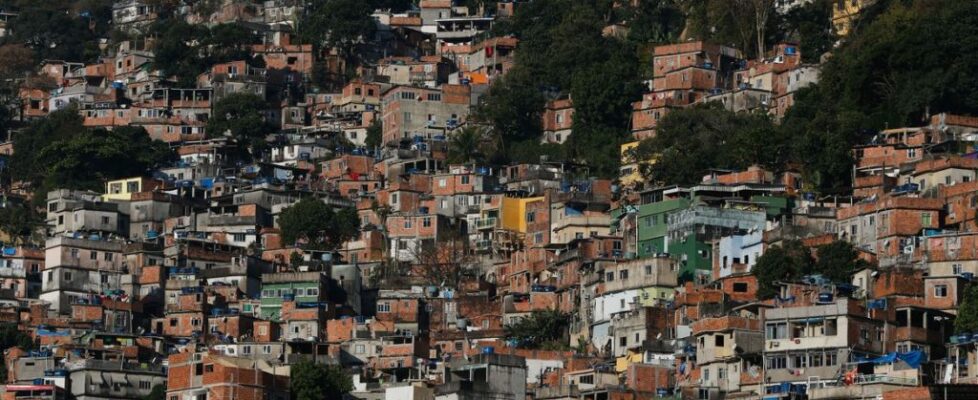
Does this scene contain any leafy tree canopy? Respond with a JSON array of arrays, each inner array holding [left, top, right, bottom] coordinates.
[[814, 240, 873, 283], [753, 239, 814, 299], [635, 103, 788, 186], [505, 309, 570, 349], [206, 92, 271, 150], [38, 126, 175, 193], [476, 0, 651, 176], [151, 21, 261, 86], [957, 285, 978, 334], [365, 120, 383, 149], [291, 359, 353, 400], [784, 0, 978, 192], [278, 197, 360, 251], [0, 0, 114, 63]]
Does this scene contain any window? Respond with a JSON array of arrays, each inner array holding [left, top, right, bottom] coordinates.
[[718, 366, 726, 380], [810, 353, 824, 367], [262, 345, 272, 354], [825, 319, 838, 336], [169, 319, 177, 327], [104, 253, 113, 261], [404, 219, 412, 229], [935, 284, 948, 298], [766, 322, 787, 339], [355, 344, 365, 354], [954, 264, 964, 275], [715, 335, 725, 346], [922, 212, 932, 226], [461, 175, 470, 184], [90, 251, 98, 260], [139, 381, 151, 390], [793, 354, 808, 368], [64, 272, 73, 281], [400, 91, 416, 100], [766, 355, 787, 369], [127, 181, 139, 193], [606, 272, 614, 281], [733, 282, 748, 293], [619, 270, 629, 280], [455, 341, 463, 351], [70, 248, 78, 258], [422, 217, 431, 227], [377, 303, 391, 312], [619, 336, 627, 347], [307, 288, 319, 296], [233, 233, 246, 242], [427, 93, 441, 101], [526, 211, 535, 222], [579, 375, 594, 385]]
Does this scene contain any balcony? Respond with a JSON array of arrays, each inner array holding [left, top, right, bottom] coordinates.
[[474, 217, 498, 230]]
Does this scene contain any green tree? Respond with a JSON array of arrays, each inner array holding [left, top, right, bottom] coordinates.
[[301, 0, 377, 64], [814, 240, 872, 282], [447, 126, 486, 164], [624, 0, 685, 44], [278, 197, 360, 250], [505, 309, 570, 349], [34, 126, 174, 197], [0, 323, 35, 382], [291, 359, 353, 400], [205, 23, 261, 66], [475, 68, 545, 145], [365, 120, 383, 149], [207, 92, 270, 151], [146, 384, 167, 400], [772, 0, 834, 63], [1, 1, 112, 63], [753, 240, 814, 299], [151, 20, 212, 85], [10, 107, 85, 188], [958, 285, 978, 334], [635, 103, 787, 186], [784, 0, 978, 193], [0, 203, 41, 245]]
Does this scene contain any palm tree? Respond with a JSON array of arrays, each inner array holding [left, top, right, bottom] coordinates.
[[447, 126, 484, 164]]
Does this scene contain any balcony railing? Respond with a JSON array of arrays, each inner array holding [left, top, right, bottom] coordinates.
[[474, 217, 498, 230]]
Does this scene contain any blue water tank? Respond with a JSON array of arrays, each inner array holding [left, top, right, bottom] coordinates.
[[817, 293, 833, 303], [482, 346, 494, 354]]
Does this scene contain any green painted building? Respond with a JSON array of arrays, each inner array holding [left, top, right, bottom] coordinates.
[[613, 192, 793, 283], [259, 271, 327, 321]]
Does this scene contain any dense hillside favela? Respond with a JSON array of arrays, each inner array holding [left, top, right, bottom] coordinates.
[[6, 0, 978, 399]]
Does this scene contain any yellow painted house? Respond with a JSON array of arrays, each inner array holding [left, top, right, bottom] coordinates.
[[638, 287, 676, 307], [832, 0, 878, 37], [619, 141, 654, 188], [615, 349, 645, 373], [499, 196, 545, 233], [103, 177, 157, 201]]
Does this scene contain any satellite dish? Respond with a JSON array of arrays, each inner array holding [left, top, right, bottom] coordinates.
[[748, 365, 761, 378]]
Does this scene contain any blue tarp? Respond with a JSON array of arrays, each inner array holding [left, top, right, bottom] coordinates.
[[855, 350, 926, 368]]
